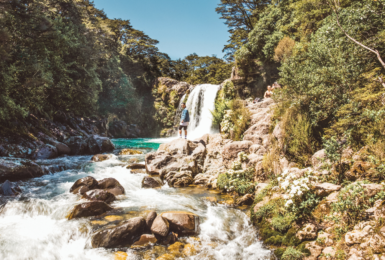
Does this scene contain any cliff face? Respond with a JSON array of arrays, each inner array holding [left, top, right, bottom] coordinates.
[[152, 77, 193, 137]]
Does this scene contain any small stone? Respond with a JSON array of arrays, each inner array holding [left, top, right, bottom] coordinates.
[[68, 201, 113, 220]]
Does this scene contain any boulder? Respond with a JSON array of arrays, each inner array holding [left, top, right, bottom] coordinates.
[[296, 223, 317, 241], [249, 144, 266, 156], [151, 215, 170, 237], [0, 180, 21, 196], [362, 183, 383, 197], [82, 189, 116, 204], [255, 183, 269, 195], [160, 232, 179, 245], [222, 141, 253, 168], [64, 136, 87, 155], [70, 176, 99, 195], [146, 211, 157, 231], [314, 183, 342, 197], [31, 144, 58, 160], [312, 150, 328, 170], [132, 234, 157, 247], [360, 233, 385, 254], [86, 135, 115, 154], [161, 211, 199, 235], [91, 217, 146, 248], [142, 176, 163, 189], [193, 174, 211, 185], [127, 164, 146, 170], [91, 154, 113, 162], [0, 158, 44, 182], [54, 142, 71, 155], [68, 201, 113, 220], [236, 194, 254, 206], [320, 247, 336, 260], [317, 232, 333, 246], [97, 178, 125, 196], [345, 221, 374, 245], [202, 133, 229, 175], [348, 248, 364, 260], [145, 151, 176, 175], [164, 171, 193, 188], [158, 138, 195, 155]]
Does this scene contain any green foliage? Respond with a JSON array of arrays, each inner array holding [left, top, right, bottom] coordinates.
[[281, 247, 304, 260], [331, 182, 371, 226], [164, 54, 233, 85], [271, 214, 296, 232]]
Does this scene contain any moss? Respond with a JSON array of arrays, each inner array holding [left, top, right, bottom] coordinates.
[[274, 248, 286, 259], [254, 204, 275, 220], [271, 214, 295, 232], [266, 235, 284, 245], [258, 220, 283, 240], [296, 242, 311, 257], [281, 247, 304, 260], [282, 227, 301, 247]]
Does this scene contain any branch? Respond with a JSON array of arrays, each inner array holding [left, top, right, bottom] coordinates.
[[327, 1, 385, 71]]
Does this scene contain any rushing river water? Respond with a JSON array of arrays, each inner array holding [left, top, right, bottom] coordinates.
[[0, 138, 271, 260]]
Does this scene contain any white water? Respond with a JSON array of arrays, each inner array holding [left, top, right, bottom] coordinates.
[[185, 84, 220, 140], [0, 141, 272, 260]]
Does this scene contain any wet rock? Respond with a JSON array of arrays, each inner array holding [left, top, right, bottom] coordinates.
[[120, 149, 143, 155], [164, 171, 193, 188], [167, 241, 184, 255], [86, 135, 115, 154], [82, 189, 116, 203], [146, 211, 157, 231], [0, 180, 21, 196], [70, 176, 99, 195], [91, 217, 146, 248], [142, 176, 163, 189], [114, 251, 128, 260], [68, 201, 113, 220], [296, 223, 317, 241], [54, 142, 71, 155], [156, 253, 175, 260], [151, 215, 170, 237], [132, 234, 157, 247], [31, 144, 58, 160], [97, 178, 125, 196], [314, 183, 342, 197], [236, 194, 254, 206], [127, 163, 146, 169], [182, 244, 197, 257], [222, 141, 253, 168], [64, 136, 88, 155], [161, 211, 200, 235], [161, 232, 178, 245], [131, 169, 146, 174], [91, 154, 113, 162], [0, 158, 44, 182], [145, 151, 176, 175]]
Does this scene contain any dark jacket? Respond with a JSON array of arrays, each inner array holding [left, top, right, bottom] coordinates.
[[181, 108, 190, 122]]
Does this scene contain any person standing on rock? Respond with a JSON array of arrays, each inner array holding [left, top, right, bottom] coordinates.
[[179, 103, 190, 139]]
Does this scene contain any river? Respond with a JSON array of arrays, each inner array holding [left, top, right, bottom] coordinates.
[[0, 138, 271, 260]]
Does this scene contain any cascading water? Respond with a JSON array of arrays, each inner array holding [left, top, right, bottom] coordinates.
[[0, 139, 272, 259], [185, 84, 220, 140]]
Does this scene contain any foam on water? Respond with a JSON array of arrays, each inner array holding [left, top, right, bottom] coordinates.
[[0, 139, 271, 260]]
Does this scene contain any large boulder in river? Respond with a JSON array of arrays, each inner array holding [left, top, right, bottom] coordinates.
[[31, 144, 58, 160], [86, 135, 115, 154], [0, 180, 21, 196], [82, 189, 116, 203], [68, 201, 113, 220], [151, 215, 170, 237], [142, 176, 163, 188], [64, 136, 88, 155], [164, 171, 193, 188], [0, 158, 44, 182], [146, 211, 157, 231], [145, 151, 177, 175], [91, 217, 146, 248], [70, 176, 99, 195], [97, 178, 125, 196], [161, 211, 200, 236]]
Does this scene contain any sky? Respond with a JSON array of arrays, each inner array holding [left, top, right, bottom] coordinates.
[[92, 0, 230, 60]]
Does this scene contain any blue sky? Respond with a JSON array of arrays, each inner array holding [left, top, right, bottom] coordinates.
[[92, 0, 230, 60]]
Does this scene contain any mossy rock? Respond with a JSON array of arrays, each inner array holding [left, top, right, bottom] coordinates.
[[265, 235, 284, 245], [282, 227, 301, 247], [296, 242, 311, 257], [258, 221, 283, 240], [119, 149, 143, 155]]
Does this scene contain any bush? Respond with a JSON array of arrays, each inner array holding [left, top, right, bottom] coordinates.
[[271, 214, 296, 232], [281, 247, 304, 260], [274, 36, 296, 62]]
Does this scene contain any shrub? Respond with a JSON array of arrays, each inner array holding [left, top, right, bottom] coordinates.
[[229, 99, 251, 141], [281, 247, 304, 260], [274, 36, 296, 62], [271, 214, 296, 232]]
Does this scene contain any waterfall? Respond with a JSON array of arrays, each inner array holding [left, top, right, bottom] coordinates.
[[184, 84, 220, 140]]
